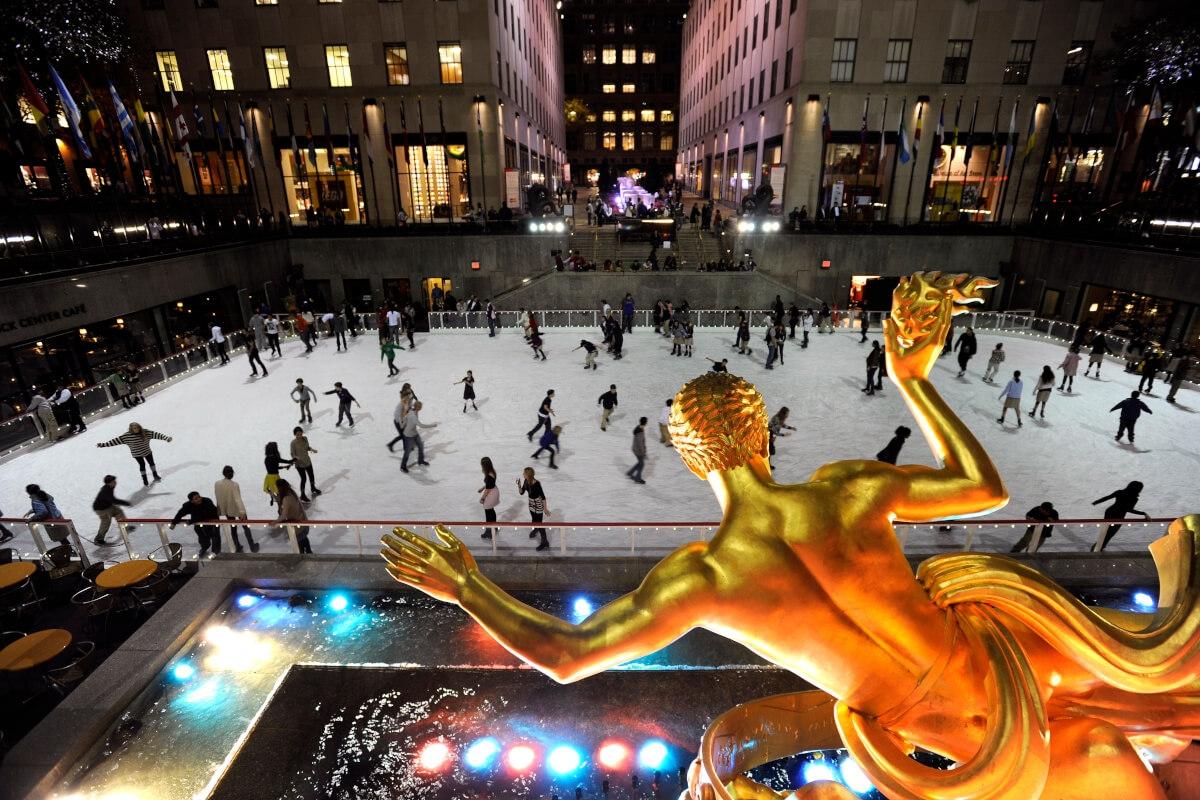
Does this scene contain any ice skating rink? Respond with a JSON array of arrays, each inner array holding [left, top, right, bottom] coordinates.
[[2, 323, 1196, 557]]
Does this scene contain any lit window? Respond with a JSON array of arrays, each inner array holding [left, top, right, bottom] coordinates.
[[438, 42, 463, 84], [602, 131, 616, 150], [263, 47, 290, 89], [318, 0, 341, 3], [602, 83, 616, 93], [156, 51, 183, 92], [660, 109, 675, 122], [622, 47, 636, 64], [585, 113, 597, 122], [602, 47, 617, 64], [660, 134, 674, 150], [621, 131, 635, 150], [1004, 40, 1034, 85], [830, 38, 856, 83], [622, 109, 635, 121], [602, 109, 616, 122], [386, 44, 410, 85], [583, 47, 596, 64], [884, 39, 910, 83], [642, 49, 656, 64], [325, 45, 353, 87], [640, 109, 655, 122], [207, 49, 234, 91], [255, 0, 277, 4], [622, 83, 635, 93]]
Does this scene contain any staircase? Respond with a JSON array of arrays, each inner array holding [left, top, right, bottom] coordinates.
[[672, 223, 728, 269], [567, 226, 657, 267]]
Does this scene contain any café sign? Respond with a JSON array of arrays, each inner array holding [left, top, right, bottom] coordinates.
[[0, 303, 88, 334]]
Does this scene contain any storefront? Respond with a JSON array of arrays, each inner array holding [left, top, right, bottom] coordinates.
[[1076, 285, 1179, 344], [819, 134, 896, 221], [925, 137, 1013, 223], [394, 134, 472, 222], [278, 145, 367, 224]]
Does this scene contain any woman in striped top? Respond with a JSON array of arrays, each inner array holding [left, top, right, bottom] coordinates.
[[96, 423, 173, 485], [517, 467, 550, 552]]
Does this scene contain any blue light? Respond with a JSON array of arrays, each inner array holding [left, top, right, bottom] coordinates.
[[571, 596, 594, 621], [171, 662, 196, 682], [465, 737, 501, 770], [182, 678, 220, 706], [236, 594, 259, 609], [1133, 591, 1156, 610], [547, 745, 583, 775], [637, 740, 669, 770], [839, 757, 874, 794], [328, 593, 350, 612], [801, 760, 839, 784]]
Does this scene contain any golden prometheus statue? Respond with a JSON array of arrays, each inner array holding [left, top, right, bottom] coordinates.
[[383, 272, 1200, 799]]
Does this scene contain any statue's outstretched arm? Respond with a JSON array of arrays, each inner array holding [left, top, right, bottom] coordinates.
[[383, 527, 714, 682], [884, 272, 1008, 521]]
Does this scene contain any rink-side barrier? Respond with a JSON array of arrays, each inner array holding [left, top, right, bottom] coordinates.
[[0, 516, 1180, 565]]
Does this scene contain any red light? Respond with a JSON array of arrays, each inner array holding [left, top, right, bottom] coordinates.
[[597, 740, 631, 770], [418, 740, 453, 772], [471, 260, 481, 271], [506, 744, 537, 772], [821, 259, 831, 269]]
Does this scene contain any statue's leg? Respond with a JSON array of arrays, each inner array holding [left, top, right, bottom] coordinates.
[[1041, 717, 1166, 799]]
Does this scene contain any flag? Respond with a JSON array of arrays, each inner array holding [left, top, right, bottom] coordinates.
[[170, 90, 192, 159], [192, 101, 206, 138], [962, 97, 979, 169], [876, 96, 888, 169], [897, 101, 912, 164], [283, 101, 301, 171], [303, 102, 318, 168], [399, 98, 411, 165], [343, 99, 358, 174], [0, 89, 25, 157], [949, 96, 962, 153], [1080, 94, 1096, 136], [1114, 92, 1136, 154], [133, 98, 158, 167], [381, 98, 397, 172], [1147, 85, 1163, 123], [48, 65, 92, 158], [321, 101, 334, 173], [1021, 102, 1038, 161], [360, 102, 374, 166], [821, 96, 831, 143], [18, 63, 51, 134], [912, 100, 923, 158], [1004, 98, 1020, 171], [858, 95, 870, 170], [238, 104, 256, 169], [107, 81, 139, 162], [933, 97, 945, 151], [416, 97, 429, 167], [78, 77, 109, 153]]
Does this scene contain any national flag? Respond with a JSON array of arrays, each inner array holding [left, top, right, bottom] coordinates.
[[877, 96, 888, 165], [18, 63, 51, 134], [1080, 94, 1096, 136], [858, 95, 870, 170], [381, 98, 397, 172], [238, 104, 256, 169], [1004, 98, 1020, 171], [399, 98, 411, 165], [132, 98, 158, 167], [912, 100, 923, 158], [321, 102, 334, 174], [1147, 85, 1163, 123], [48, 65, 92, 158], [821, 96, 831, 143], [1114, 92, 1136, 154], [342, 99, 358, 174], [417, 97, 430, 167], [303, 102, 318, 168], [283, 102, 301, 172], [932, 98, 945, 151], [360, 102, 374, 166], [949, 96, 962, 152], [193, 101, 206, 138], [78, 77, 109, 154], [962, 97, 979, 168], [170, 90, 192, 159], [1021, 102, 1038, 161], [897, 100, 912, 165], [107, 81, 139, 162]]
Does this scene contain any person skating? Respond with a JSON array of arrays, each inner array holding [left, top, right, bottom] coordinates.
[[264, 313, 282, 357], [659, 399, 673, 446], [387, 390, 409, 451], [708, 357, 729, 373], [1137, 351, 1162, 393], [858, 309, 869, 343], [247, 339, 268, 377], [1084, 332, 1108, 377], [788, 303, 800, 339], [28, 389, 60, 441], [291, 378, 317, 423], [24, 485, 70, 545], [1058, 346, 1081, 392], [597, 384, 618, 431], [1029, 365, 1055, 418], [774, 322, 786, 365], [954, 327, 977, 377], [381, 339, 402, 376], [997, 370, 1024, 427], [684, 321, 695, 357], [211, 323, 230, 365], [169, 491, 222, 557], [272, 478, 313, 554], [627, 417, 648, 484], [333, 312, 348, 352], [671, 319, 685, 356], [735, 317, 752, 355], [92, 474, 133, 546], [530, 330, 547, 361], [574, 339, 599, 370], [486, 299, 498, 337], [818, 302, 832, 334], [290, 427, 321, 501], [531, 425, 562, 468], [526, 390, 555, 441], [400, 401, 436, 472], [96, 422, 173, 485], [1091, 481, 1149, 552], [324, 382, 360, 427], [1111, 390, 1152, 443], [52, 386, 86, 434], [215, 465, 258, 552], [1167, 355, 1192, 403], [479, 457, 499, 540], [1010, 502, 1059, 553], [982, 343, 1005, 382], [765, 324, 781, 370], [456, 371, 478, 412], [875, 425, 912, 464], [800, 308, 812, 348], [767, 407, 796, 468], [863, 341, 883, 395], [401, 305, 417, 350], [262, 441, 294, 506], [610, 322, 624, 360], [517, 467, 551, 551], [621, 293, 635, 334]]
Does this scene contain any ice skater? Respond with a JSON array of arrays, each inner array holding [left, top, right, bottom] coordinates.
[[875, 425, 912, 464], [1009, 501, 1059, 553], [708, 357, 729, 373], [531, 425, 562, 468], [800, 308, 812, 348], [324, 382, 360, 427], [526, 390, 555, 441], [767, 407, 796, 468], [273, 478, 312, 554], [1084, 332, 1108, 377], [1111, 390, 1151, 444], [291, 378, 317, 424], [1058, 346, 1081, 392], [1137, 351, 1162, 393], [290, 427, 321, 501], [765, 324, 781, 370], [265, 314, 282, 357], [456, 371, 478, 412], [997, 370, 1024, 427], [1029, 365, 1055, 418], [381, 339, 402, 376], [247, 339, 268, 377], [168, 491, 222, 557], [262, 441, 293, 506], [92, 475, 133, 546], [735, 317, 752, 355], [626, 417, 649, 484], [982, 343, 1005, 382], [1167, 355, 1192, 403], [1091, 481, 1149, 552], [684, 321, 695, 357], [863, 341, 882, 395], [659, 399, 673, 446], [517, 467, 550, 551], [400, 401, 436, 473], [96, 422, 173, 485], [954, 327, 977, 377], [530, 330, 547, 360], [211, 323, 230, 365], [333, 312, 348, 351], [574, 339, 599, 370], [597, 384, 618, 431], [479, 457, 499, 540], [215, 465, 258, 552]]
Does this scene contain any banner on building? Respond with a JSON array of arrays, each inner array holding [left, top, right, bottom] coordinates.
[[769, 165, 786, 207], [829, 180, 845, 209], [504, 168, 520, 208]]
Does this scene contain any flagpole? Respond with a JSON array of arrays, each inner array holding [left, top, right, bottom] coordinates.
[[873, 95, 887, 203], [816, 94, 830, 213], [977, 95, 1002, 222], [885, 97, 905, 224], [269, 102, 294, 227], [854, 93, 869, 218], [958, 97, 979, 220], [210, 94, 236, 200], [381, 98, 402, 224], [919, 95, 946, 223], [247, 103, 275, 221], [901, 99, 921, 225], [1027, 93, 1061, 223], [1008, 98, 1051, 225], [476, 97, 488, 228], [937, 96, 962, 223], [995, 96, 1020, 226], [359, 100, 381, 226], [417, 97, 433, 223], [343, 99, 365, 223], [1103, 88, 1132, 203], [226, 98, 260, 218]]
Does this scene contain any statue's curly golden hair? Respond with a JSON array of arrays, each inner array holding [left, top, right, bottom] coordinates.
[[669, 372, 769, 477]]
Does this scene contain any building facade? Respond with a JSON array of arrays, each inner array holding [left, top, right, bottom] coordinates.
[[676, 0, 1145, 224], [560, 0, 687, 192], [117, 0, 566, 222]]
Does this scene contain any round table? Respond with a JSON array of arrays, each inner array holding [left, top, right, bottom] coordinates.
[[96, 559, 158, 591], [0, 628, 71, 672], [0, 561, 36, 592]]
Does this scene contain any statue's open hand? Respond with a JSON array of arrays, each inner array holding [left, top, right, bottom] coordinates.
[[885, 271, 996, 381], [381, 525, 477, 604]]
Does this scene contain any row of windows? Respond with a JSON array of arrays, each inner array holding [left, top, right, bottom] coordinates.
[[827, 37, 1091, 86], [155, 42, 462, 91], [581, 47, 656, 65], [683, 47, 792, 130], [593, 109, 675, 122], [582, 131, 675, 151]]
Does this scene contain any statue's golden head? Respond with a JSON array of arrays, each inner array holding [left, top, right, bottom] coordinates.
[[669, 372, 769, 478]]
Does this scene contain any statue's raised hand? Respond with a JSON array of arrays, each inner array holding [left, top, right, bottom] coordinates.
[[381, 525, 477, 604], [884, 271, 995, 382]]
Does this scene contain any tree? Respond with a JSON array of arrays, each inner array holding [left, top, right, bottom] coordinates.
[[1097, 2, 1200, 90], [1, 0, 131, 68], [563, 98, 593, 127]]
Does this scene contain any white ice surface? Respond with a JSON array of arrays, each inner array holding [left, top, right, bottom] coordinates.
[[2, 323, 1196, 560]]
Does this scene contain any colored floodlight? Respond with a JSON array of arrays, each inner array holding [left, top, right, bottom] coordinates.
[[839, 757, 874, 794], [507, 744, 537, 772], [547, 745, 583, 775], [597, 740, 631, 770], [418, 740, 452, 772], [571, 596, 594, 621], [328, 593, 350, 612], [801, 760, 838, 784], [637, 740, 669, 770], [171, 662, 196, 682], [465, 737, 501, 770], [236, 594, 259, 609], [1133, 591, 1156, 609]]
